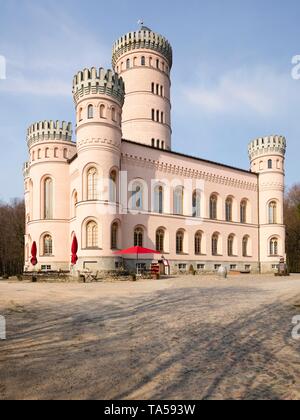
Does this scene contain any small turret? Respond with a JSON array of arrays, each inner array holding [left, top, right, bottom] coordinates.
[[248, 135, 287, 273]]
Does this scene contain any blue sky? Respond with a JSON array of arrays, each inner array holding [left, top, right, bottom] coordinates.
[[0, 0, 300, 202]]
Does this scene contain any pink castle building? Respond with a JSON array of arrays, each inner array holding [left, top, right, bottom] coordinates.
[[23, 26, 286, 274]]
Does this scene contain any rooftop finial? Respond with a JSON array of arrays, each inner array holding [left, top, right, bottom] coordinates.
[[137, 19, 144, 29]]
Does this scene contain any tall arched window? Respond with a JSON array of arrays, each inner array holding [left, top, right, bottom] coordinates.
[[195, 231, 202, 255], [174, 187, 184, 215], [44, 177, 53, 220], [156, 229, 165, 253], [78, 108, 83, 121], [87, 168, 98, 200], [228, 235, 234, 257], [268, 201, 277, 224], [109, 170, 117, 203], [111, 107, 116, 121], [269, 237, 279, 256], [192, 190, 201, 218], [141, 56, 146, 66], [72, 190, 78, 218], [243, 236, 249, 257], [176, 230, 184, 254], [154, 185, 164, 214], [126, 59, 130, 69], [212, 233, 219, 256], [268, 159, 273, 169], [210, 195, 218, 220], [100, 104, 105, 118], [240, 200, 247, 224], [225, 198, 233, 222], [132, 183, 143, 210], [111, 222, 118, 250], [134, 227, 144, 247], [87, 104, 94, 119], [43, 234, 53, 256], [86, 221, 98, 248]]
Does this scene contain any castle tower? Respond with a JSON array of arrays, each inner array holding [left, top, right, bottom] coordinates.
[[72, 67, 125, 270], [248, 135, 287, 273], [112, 26, 173, 150], [24, 121, 76, 271]]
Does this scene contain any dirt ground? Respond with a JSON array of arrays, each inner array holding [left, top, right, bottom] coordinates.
[[1, 274, 300, 400]]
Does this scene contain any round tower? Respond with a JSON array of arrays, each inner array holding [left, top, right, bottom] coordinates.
[[112, 26, 173, 150], [72, 67, 125, 270], [248, 135, 287, 273], [24, 121, 76, 271]]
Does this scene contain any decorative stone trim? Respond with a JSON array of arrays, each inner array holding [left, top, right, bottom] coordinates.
[[27, 121, 73, 148], [248, 135, 286, 160], [73, 68, 125, 105], [112, 28, 173, 68], [122, 153, 258, 191]]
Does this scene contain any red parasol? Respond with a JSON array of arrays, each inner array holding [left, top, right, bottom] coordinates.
[[71, 235, 78, 265], [30, 242, 38, 266], [114, 246, 161, 274]]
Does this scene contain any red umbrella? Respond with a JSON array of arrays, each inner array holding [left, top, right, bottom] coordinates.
[[30, 242, 38, 266], [114, 246, 161, 273], [71, 235, 78, 265]]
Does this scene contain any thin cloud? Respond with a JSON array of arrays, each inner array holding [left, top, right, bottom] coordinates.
[[184, 66, 295, 117]]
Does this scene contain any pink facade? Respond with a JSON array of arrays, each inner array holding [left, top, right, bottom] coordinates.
[[23, 26, 287, 274]]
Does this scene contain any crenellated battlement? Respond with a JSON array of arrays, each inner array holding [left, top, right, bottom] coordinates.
[[248, 135, 287, 161], [72, 67, 125, 105], [27, 121, 73, 148], [112, 27, 173, 68]]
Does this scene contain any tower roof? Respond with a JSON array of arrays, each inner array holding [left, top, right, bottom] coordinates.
[[112, 27, 173, 68], [248, 135, 287, 161]]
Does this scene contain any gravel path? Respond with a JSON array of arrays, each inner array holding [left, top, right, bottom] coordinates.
[[1, 275, 300, 400]]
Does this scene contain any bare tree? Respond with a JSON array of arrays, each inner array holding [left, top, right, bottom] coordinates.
[[0, 199, 25, 277], [284, 184, 300, 273]]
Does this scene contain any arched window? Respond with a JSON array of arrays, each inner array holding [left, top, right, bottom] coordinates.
[[156, 59, 160, 69], [192, 190, 201, 218], [176, 230, 184, 254], [87, 168, 98, 200], [154, 185, 164, 214], [195, 232, 202, 255], [44, 177, 53, 220], [157, 139, 160, 148], [141, 56, 146, 66], [228, 235, 234, 257], [156, 110, 160, 122], [111, 107, 116, 121], [161, 112, 164, 123], [100, 104, 105, 118], [86, 221, 98, 248], [151, 138, 155, 147], [243, 236, 249, 257], [72, 190, 78, 218], [210, 195, 218, 220], [225, 197, 233, 222], [268, 159, 273, 169], [88, 104, 94, 119], [45, 148, 49, 158], [240, 200, 247, 224], [78, 108, 83, 121], [156, 229, 165, 253], [43, 234, 53, 256], [134, 227, 144, 247], [151, 83, 155, 93], [109, 170, 117, 203], [174, 186, 184, 215], [212, 234, 219, 256], [38, 149, 41, 159], [161, 141, 165, 150], [151, 109, 155, 121], [270, 237, 279, 256], [132, 183, 143, 210], [268, 201, 277, 224], [63, 148, 68, 159], [111, 222, 118, 250], [126, 59, 130, 69], [54, 148, 58, 158]]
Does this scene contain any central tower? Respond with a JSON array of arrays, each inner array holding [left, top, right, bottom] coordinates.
[[112, 26, 173, 150]]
